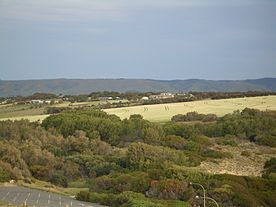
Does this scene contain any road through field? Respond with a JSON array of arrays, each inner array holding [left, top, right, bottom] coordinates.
[[104, 95, 276, 122], [0, 186, 105, 207]]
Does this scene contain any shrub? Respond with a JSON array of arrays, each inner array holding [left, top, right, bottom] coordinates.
[[127, 143, 188, 170], [89, 172, 151, 193], [219, 139, 239, 147], [241, 151, 251, 157], [146, 179, 189, 200], [116, 191, 163, 207], [0, 166, 11, 182], [76, 191, 91, 202], [49, 172, 68, 187], [77, 191, 169, 207], [171, 112, 217, 122], [263, 158, 276, 178], [161, 135, 187, 150], [256, 135, 276, 147], [201, 149, 232, 159]]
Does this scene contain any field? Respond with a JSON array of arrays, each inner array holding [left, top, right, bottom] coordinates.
[[0, 96, 275, 122], [104, 95, 276, 122], [0, 99, 127, 122]]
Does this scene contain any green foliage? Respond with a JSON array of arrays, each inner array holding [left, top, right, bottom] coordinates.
[[77, 191, 186, 207], [241, 151, 251, 157], [1, 109, 276, 207], [89, 172, 151, 193], [263, 158, 276, 178], [146, 179, 189, 200], [210, 174, 276, 207], [201, 149, 232, 159], [76, 191, 91, 202], [256, 135, 276, 147], [172, 112, 217, 122], [164, 123, 196, 139], [126, 143, 188, 170], [196, 108, 276, 147], [49, 172, 68, 187], [0, 166, 11, 182], [116, 191, 163, 207], [161, 135, 187, 150], [217, 137, 239, 147]]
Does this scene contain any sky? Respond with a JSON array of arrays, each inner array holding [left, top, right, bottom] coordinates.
[[0, 0, 275, 80]]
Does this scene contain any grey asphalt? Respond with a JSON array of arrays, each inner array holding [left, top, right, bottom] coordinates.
[[0, 186, 106, 207]]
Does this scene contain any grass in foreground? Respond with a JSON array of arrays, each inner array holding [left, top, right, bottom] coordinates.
[[17, 179, 88, 197]]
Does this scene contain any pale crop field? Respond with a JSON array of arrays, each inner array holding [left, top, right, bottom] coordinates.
[[104, 95, 276, 122], [0, 114, 50, 122], [0, 96, 275, 122], [0, 99, 128, 122]]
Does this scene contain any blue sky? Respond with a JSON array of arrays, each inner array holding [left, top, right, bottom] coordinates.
[[0, 0, 275, 80]]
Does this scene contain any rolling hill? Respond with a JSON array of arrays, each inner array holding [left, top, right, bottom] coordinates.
[[0, 78, 275, 97]]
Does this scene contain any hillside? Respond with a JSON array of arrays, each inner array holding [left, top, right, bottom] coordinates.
[[0, 78, 276, 97]]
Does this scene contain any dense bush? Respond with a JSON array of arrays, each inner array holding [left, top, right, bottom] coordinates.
[[263, 158, 276, 178], [171, 112, 217, 122], [0, 166, 12, 182], [77, 191, 188, 207], [161, 135, 187, 150], [45, 106, 70, 114], [146, 179, 189, 200], [1, 108, 276, 207], [126, 143, 188, 170], [196, 108, 276, 147], [89, 172, 151, 193], [201, 149, 232, 159]]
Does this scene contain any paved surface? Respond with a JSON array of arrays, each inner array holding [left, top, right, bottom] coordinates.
[[0, 186, 105, 207]]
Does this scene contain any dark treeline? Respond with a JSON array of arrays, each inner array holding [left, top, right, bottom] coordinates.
[[191, 91, 276, 100], [2, 91, 275, 103], [0, 108, 276, 206], [172, 112, 218, 122]]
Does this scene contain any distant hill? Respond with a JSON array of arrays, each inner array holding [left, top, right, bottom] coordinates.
[[0, 78, 275, 97]]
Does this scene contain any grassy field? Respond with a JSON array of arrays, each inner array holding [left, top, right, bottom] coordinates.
[[0, 104, 46, 118], [0, 96, 275, 122], [0, 114, 50, 122], [0, 99, 128, 122], [104, 95, 276, 122]]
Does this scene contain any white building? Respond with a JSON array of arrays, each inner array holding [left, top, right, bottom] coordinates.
[[141, 96, 149, 101], [31, 100, 44, 104]]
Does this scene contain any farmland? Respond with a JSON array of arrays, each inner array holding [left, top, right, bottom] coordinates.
[[104, 95, 276, 122], [0, 95, 275, 122], [0, 99, 127, 122]]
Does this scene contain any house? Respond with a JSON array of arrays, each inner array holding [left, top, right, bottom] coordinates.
[[149, 93, 175, 100], [99, 96, 113, 101], [31, 100, 44, 104], [141, 96, 149, 101], [44, 100, 51, 104]]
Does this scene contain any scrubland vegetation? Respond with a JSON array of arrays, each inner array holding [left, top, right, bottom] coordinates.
[[0, 108, 276, 206]]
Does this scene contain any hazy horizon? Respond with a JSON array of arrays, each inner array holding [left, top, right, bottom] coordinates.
[[0, 77, 276, 82]]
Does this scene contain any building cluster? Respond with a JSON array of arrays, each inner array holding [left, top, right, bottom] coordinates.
[[141, 93, 175, 101], [149, 92, 175, 100], [98, 96, 120, 101], [30, 99, 62, 104], [141, 92, 193, 101]]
